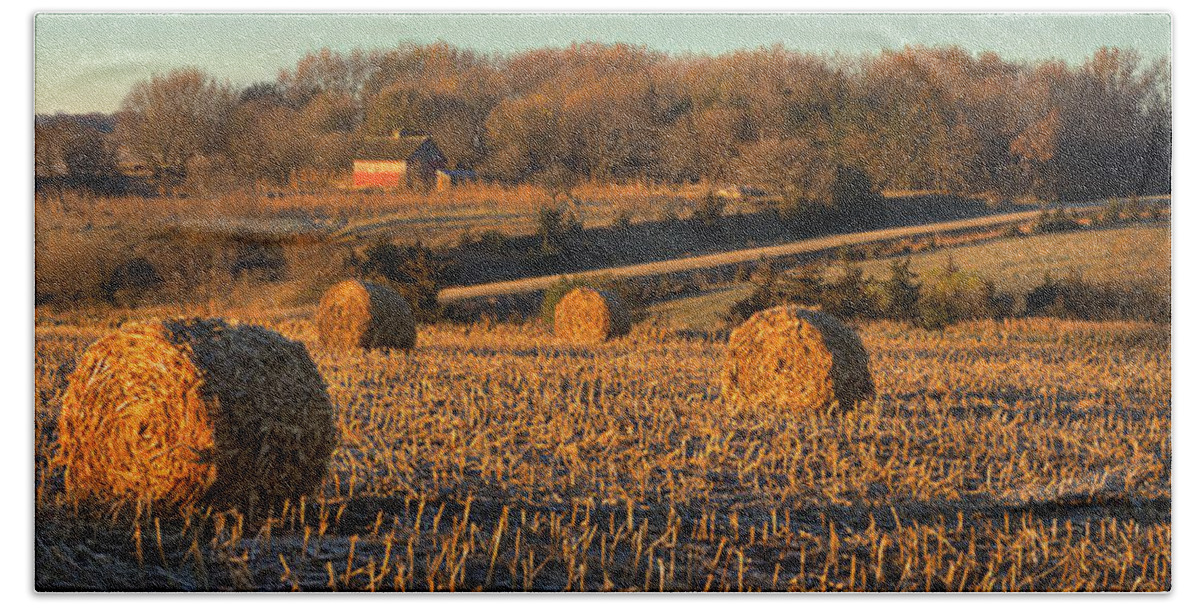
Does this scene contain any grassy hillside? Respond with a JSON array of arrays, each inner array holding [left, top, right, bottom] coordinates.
[[646, 284, 757, 329], [647, 224, 1170, 330], [836, 224, 1170, 294]]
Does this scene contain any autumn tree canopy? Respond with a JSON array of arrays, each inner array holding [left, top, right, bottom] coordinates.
[[63, 43, 1170, 202], [117, 68, 236, 193]]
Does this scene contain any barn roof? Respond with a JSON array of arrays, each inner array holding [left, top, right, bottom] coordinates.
[[356, 135, 441, 161]]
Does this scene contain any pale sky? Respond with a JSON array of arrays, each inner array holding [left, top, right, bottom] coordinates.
[[34, 13, 1172, 115]]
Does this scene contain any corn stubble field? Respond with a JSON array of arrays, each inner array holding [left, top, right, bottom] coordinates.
[[35, 308, 1170, 591]]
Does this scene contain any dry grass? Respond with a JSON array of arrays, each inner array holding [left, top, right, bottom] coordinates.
[[721, 306, 875, 411], [553, 288, 632, 344], [840, 224, 1171, 294], [36, 312, 1170, 591], [54, 318, 338, 512], [317, 280, 416, 351], [33, 181, 712, 311], [36, 182, 711, 242]]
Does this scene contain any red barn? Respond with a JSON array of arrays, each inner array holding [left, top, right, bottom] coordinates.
[[353, 134, 447, 191]]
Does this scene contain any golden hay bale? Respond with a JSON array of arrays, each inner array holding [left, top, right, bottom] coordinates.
[[721, 305, 875, 410], [553, 287, 631, 343], [316, 279, 416, 351], [56, 318, 338, 510]]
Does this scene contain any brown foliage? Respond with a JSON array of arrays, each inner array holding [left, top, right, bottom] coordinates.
[[44, 42, 1169, 204], [118, 68, 236, 193]]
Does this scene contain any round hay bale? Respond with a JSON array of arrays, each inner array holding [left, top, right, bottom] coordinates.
[[721, 305, 874, 410], [316, 280, 416, 351], [553, 287, 631, 343], [56, 318, 338, 510]]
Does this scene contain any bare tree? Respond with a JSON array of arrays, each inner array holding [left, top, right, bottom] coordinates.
[[118, 68, 235, 194]]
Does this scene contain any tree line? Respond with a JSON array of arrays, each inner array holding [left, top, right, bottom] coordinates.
[[36, 42, 1171, 202]]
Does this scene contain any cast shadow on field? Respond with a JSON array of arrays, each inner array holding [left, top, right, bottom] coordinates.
[[325, 486, 1169, 540]]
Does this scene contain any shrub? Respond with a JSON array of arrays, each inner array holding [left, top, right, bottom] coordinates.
[[563, 209, 585, 246], [879, 257, 921, 320], [916, 259, 1001, 329], [693, 191, 726, 228], [1032, 206, 1080, 234], [541, 274, 633, 325], [1027, 273, 1072, 318], [1024, 271, 1169, 323], [629, 274, 694, 303], [991, 288, 1018, 319], [537, 205, 585, 255], [725, 255, 1026, 329], [348, 240, 457, 323], [774, 265, 826, 307], [537, 206, 565, 254], [1107, 282, 1170, 323], [101, 257, 163, 306], [820, 264, 878, 319], [727, 285, 775, 327], [727, 263, 824, 326]]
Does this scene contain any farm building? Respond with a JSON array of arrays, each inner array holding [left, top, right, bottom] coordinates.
[[353, 133, 447, 190], [436, 169, 478, 191]]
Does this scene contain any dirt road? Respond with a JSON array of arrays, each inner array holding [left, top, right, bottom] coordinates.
[[437, 207, 1076, 303]]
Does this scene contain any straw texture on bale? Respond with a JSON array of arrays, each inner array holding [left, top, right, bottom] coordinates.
[[57, 318, 338, 509], [721, 305, 875, 410], [317, 279, 416, 351], [553, 287, 631, 343]]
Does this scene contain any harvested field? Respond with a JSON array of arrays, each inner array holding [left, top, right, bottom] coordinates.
[[36, 314, 1170, 591]]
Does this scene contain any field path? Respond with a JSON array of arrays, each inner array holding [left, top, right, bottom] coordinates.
[[437, 206, 1097, 302]]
